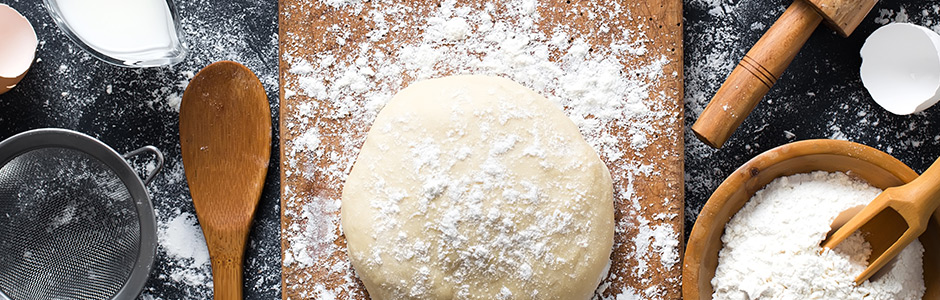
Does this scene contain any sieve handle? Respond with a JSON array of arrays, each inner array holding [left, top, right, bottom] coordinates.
[[124, 146, 165, 185]]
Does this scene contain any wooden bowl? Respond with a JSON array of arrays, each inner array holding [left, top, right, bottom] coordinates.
[[683, 139, 940, 299]]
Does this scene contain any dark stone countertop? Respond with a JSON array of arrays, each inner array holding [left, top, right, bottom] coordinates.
[[0, 0, 935, 298], [0, 0, 279, 298], [684, 0, 940, 237]]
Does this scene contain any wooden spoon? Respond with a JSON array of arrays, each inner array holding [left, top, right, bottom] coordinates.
[[822, 156, 940, 284], [179, 61, 271, 299]]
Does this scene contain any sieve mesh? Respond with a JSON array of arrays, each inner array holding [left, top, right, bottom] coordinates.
[[0, 147, 141, 300]]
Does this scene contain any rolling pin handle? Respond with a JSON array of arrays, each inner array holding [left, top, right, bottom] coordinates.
[[692, 0, 824, 148]]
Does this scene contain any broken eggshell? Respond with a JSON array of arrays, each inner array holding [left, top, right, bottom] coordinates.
[[0, 4, 38, 95], [861, 23, 940, 115]]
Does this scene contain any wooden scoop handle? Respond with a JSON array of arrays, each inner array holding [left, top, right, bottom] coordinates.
[[691, 0, 823, 148], [853, 156, 940, 283], [823, 155, 940, 284], [897, 156, 940, 228]]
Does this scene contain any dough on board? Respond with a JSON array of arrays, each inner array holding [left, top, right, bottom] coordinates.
[[341, 75, 614, 299]]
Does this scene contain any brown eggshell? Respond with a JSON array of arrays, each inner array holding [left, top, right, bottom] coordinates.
[[0, 4, 38, 95]]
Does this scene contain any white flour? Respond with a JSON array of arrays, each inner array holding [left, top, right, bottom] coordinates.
[[342, 75, 614, 299], [712, 171, 925, 300], [683, 2, 940, 232], [281, 0, 681, 299], [156, 211, 212, 286], [7, 0, 279, 297]]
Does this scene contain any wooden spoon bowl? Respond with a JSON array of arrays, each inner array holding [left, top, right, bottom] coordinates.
[[180, 61, 272, 299], [683, 139, 940, 299]]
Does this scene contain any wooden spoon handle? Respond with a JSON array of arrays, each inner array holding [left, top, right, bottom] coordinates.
[[206, 232, 248, 300], [691, 0, 823, 148]]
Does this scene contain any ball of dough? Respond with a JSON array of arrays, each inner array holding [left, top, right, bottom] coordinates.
[[341, 75, 614, 299]]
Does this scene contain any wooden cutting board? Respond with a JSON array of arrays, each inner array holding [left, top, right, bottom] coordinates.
[[278, 0, 684, 299]]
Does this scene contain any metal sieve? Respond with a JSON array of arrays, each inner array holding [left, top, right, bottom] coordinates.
[[0, 128, 163, 300]]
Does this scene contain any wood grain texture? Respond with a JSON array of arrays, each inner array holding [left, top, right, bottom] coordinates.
[[692, 0, 822, 149], [279, 1, 684, 299], [180, 61, 272, 300], [805, 0, 879, 36], [683, 139, 940, 299], [823, 155, 940, 284]]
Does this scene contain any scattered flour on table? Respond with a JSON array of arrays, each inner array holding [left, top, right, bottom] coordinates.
[[281, 0, 682, 299], [12, 0, 280, 298], [874, 5, 940, 32], [156, 211, 212, 286], [712, 171, 925, 300], [159, 212, 210, 266], [682, 0, 787, 229], [682, 1, 940, 240]]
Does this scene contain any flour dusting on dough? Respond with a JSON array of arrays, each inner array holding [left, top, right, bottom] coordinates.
[[281, 0, 681, 299]]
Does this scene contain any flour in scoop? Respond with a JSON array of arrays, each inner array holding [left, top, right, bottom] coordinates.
[[712, 171, 925, 299]]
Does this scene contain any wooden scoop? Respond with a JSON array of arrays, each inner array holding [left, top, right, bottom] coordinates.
[[691, 0, 879, 148], [179, 61, 272, 299], [822, 156, 940, 284]]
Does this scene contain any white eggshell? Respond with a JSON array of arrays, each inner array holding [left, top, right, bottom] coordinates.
[[860, 23, 940, 115], [0, 4, 38, 95]]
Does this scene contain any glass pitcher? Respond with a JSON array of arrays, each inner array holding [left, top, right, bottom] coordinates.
[[44, 0, 187, 67]]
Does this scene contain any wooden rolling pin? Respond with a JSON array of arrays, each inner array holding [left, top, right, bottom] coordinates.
[[692, 0, 878, 148]]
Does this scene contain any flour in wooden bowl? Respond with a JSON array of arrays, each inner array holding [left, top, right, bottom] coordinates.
[[712, 171, 925, 299]]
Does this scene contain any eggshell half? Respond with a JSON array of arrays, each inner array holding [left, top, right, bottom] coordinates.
[[861, 23, 940, 115], [0, 4, 38, 95]]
